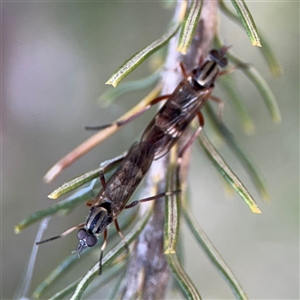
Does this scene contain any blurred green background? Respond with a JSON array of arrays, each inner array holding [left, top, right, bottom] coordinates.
[[2, 2, 299, 299]]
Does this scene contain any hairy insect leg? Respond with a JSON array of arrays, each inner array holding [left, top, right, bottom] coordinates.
[[177, 111, 204, 163], [99, 229, 108, 275], [36, 222, 85, 245], [85, 94, 171, 131], [179, 62, 187, 78], [209, 95, 225, 121], [114, 219, 129, 252], [124, 190, 181, 209], [99, 170, 107, 189], [85, 169, 108, 207]]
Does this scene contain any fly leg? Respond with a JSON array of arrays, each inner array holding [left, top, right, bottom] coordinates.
[[85, 94, 171, 131], [114, 218, 129, 252], [177, 111, 204, 164], [85, 168, 108, 207], [179, 62, 187, 78], [209, 95, 225, 121], [124, 190, 181, 209], [99, 229, 108, 274]]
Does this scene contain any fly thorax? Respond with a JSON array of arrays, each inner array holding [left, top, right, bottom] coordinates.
[[193, 61, 219, 88], [86, 205, 112, 235]]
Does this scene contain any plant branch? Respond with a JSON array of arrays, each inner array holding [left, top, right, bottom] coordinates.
[[118, 1, 219, 298]]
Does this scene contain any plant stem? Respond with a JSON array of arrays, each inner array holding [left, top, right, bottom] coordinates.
[[118, 1, 219, 298]]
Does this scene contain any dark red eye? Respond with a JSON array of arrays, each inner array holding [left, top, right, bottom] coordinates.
[[77, 229, 87, 240], [86, 235, 97, 247]]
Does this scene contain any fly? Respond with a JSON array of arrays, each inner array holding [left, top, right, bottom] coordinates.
[[36, 141, 175, 273], [86, 47, 228, 159], [140, 47, 228, 158]]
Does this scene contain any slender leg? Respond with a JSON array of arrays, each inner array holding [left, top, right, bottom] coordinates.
[[178, 111, 204, 161], [85, 94, 171, 131], [209, 95, 224, 121], [124, 190, 181, 209], [36, 222, 86, 245], [218, 65, 241, 77], [114, 219, 129, 252], [179, 62, 187, 78], [99, 229, 108, 275], [99, 170, 106, 189]]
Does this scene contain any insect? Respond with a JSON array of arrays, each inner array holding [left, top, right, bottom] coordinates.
[[76, 141, 156, 271], [87, 47, 228, 159], [140, 47, 228, 158], [37, 141, 174, 273]]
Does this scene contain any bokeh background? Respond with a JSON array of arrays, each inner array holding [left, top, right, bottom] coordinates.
[[2, 2, 299, 299]]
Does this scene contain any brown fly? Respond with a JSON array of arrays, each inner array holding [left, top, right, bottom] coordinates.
[[141, 48, 228, 158], [36, 141, 175, 273], [87, 47, 228, 159]]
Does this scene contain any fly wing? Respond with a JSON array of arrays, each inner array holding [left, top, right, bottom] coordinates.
[[104, 142, 154, 217], [142, 83, 203, 159]]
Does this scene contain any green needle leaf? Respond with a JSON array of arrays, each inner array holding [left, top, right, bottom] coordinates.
[[220, 0, 282, 77], [231, 0, 261, 47], [48, 153, 125, 199], [177, 0, 203, 54], [218, 74, 255, 134], [166, 253, 202, 300], [215, 38, 281, 123], [15, 180, 97, 234], [100, 71, 160, 107], [205, 103, 270, 201], [106, 22, 181, 87], [164, 152, 181, 254], [183, 202, 248, 299], [198, 131, 261, 213]]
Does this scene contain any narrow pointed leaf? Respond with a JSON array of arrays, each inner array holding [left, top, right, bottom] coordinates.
[[106, 22, 181, 87], [47, 259, 126, 300], [164, 149, 181, 254], [220, 44, 281, 123], [177, 0, 202, 54], [33, 251, 90, 298], [44, 85, 162, 183], [218, 74, 255, 134], [100, 71, 160, 107], [258, 33, 283, 77], [183, 203, 248, 299], [198, 131, 261, 213], [164, 192, 180, 254], [15, 180, 97, 234], [166, 253, 202, 300], [242, 65, 281, 123], [231, 0, 261, 47], [205, 104, 270, 201], [48, 153, 125, 199], [49, 280, 80, 300], [220, 0, 282, 76]]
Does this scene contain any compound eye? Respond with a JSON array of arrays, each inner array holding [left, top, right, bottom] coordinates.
[[77, 229, 87, 240], [220, 57, 228, 68], [210, 49, 218, 59], [86, 234, 97, 247]]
